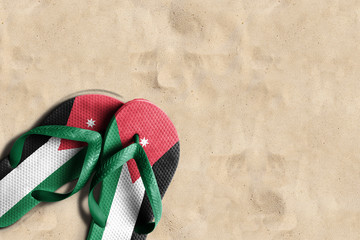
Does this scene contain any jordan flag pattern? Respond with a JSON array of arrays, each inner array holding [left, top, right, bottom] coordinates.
[[0, 94, 123, 227], [87, 99, 180, 240]]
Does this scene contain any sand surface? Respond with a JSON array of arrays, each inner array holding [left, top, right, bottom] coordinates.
[[1, 0, 360, 239]]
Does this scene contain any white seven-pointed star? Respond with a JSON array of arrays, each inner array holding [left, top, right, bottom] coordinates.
[[140, 137, 149, 147], [86, 119, 96, 128]]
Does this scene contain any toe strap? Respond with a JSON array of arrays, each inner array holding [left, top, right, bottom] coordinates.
[[88, 135, 162, 234], [9, 125, 102, 202]]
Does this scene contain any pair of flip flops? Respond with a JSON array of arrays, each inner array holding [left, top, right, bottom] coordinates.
[[0, 94, 180, 239]]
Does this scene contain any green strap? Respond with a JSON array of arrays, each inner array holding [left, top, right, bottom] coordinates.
[[9, 125, 102, 202], [88, 134, 162, 234]]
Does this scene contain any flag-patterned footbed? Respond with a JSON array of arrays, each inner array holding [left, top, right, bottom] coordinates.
[[87, 99, 180, 240], [0, 94, 123, 228]]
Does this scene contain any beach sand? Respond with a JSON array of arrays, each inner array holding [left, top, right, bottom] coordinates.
[[1, 0, 360, 239]]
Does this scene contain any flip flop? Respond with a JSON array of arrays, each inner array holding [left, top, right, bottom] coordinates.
[[87, 99, 180, 240], [0, 94, 123, 228]]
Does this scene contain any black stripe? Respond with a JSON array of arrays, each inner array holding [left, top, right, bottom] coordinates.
[[0, 98, 75, 181], [130, 141, 180, 240], [0, 158, 12, 180], [20, 98, 75, 162]]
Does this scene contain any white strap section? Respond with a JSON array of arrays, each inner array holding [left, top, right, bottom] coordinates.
[[0, 137, 81, 217], [102, 164, 145, 240]]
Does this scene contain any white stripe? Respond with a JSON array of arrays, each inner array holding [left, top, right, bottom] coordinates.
[[0, 137, 81, 217], [102, 164, 145, 240]]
